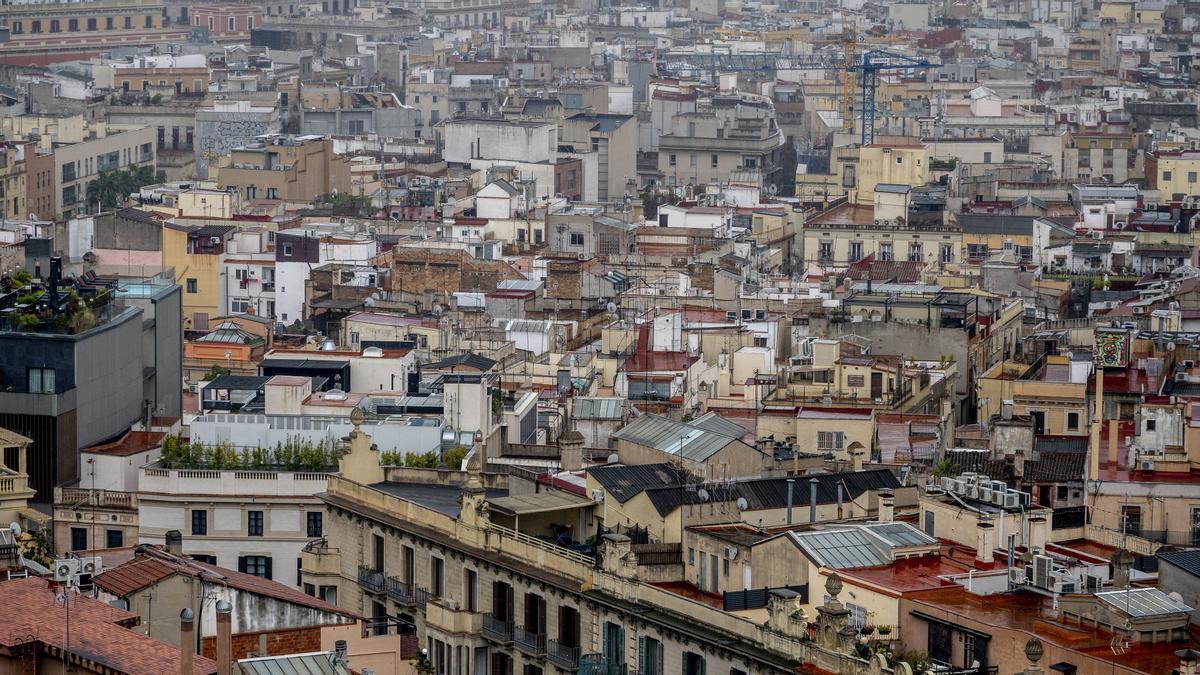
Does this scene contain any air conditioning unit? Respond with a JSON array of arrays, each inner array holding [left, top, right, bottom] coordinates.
[[1085, 574, 1104, 591], [1055, 580, 1078, 594], [210, 236, 221, 245], [977, 487, 993, 503], [724, 546, 739, 560], [1139, 460, 1156, 472], [53, 558, 81, 582], [1033, 555, 1053, 589], [79, 556, 104, 576], [1008, 566, 1026, 585], [940, 476, 957, 491], [1003, 492, 1021, 508], [991, 490, 1007, 506], [591, 489, 605, 504]]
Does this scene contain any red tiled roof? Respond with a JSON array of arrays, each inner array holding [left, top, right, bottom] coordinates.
[[0, 577, 219, 674], [94, 551, 359, 620]]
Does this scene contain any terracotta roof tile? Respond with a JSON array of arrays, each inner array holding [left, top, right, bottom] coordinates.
[[0, 577, 218, 674]]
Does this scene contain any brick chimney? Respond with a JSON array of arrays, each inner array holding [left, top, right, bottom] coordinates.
[[179, 609, 194, 675], [215, 600, 232, 675]]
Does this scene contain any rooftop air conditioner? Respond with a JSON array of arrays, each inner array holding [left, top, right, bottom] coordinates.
[[210, 237, 221, 245], [79, 556, 104, 576], [1139, 460, 1156, 472], [53, 558, 81, 582], [1008, 566, 1026, 585]]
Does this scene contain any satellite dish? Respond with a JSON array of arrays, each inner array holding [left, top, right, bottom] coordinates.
[[8, 522, 21, 537], [432, 304, 445, 316], [697, 488, 710, 502], [767, 184, 779, 196], [606, 453, 619, 464], [736, 497, 749, 511], [606, 301, 617, 314]]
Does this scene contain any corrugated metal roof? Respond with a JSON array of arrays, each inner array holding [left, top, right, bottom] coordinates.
[[611, 414, 739, 462], [588, 463, 686, 504], [573, 397, 625, 420], [690, 411, 749, 439]]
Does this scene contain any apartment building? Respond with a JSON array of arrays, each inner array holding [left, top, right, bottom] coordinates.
[[300, 84, 419, 139], [1146, 149, 1200, 198], [0, 140, 26, 221], [194, 100, 282, 179], [657, 95, 788, 195], [0, 0, 188, 65], [215, 135, 355, 205], [561, 113, 636, 202], [0, 268, 181, 499], [303, 420, 874, 675]]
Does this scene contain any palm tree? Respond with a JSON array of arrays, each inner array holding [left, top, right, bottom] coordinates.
[[931, 458, 957, 479]]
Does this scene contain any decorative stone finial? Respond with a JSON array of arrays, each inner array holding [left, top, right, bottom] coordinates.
[[825, 572, 843, 600]]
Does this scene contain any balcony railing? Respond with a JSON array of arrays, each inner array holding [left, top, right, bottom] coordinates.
[[547, 640, 581, 670], [385, 577, 431, 607], [55, 487, 135, 509], [357, 565, 385, 594], [482, 613, 514, 643], [514, 626, 547, 655], [579, 655, 627, 675]]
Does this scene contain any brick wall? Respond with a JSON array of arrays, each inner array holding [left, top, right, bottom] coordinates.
[[201, 626, 322, 662]]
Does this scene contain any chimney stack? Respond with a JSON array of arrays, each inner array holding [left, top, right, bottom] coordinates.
[[976, 519, 996, 564], [216, 600, 233, 675], [179, 609, 194, 675], [1089, 366, 1104, 480], [165, 530, 183, 556], [1111, 549, 1134, 588], [850, 448, 864, 472], [1028, 515, 1048, 553], [878, 490, 895, 523], [809, 477, 819, 523]]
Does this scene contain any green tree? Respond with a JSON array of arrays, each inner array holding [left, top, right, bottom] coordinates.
[[931, 458, 957, 479], [86, 165, 163, 209]]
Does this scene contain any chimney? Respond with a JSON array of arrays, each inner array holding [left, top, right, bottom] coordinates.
[[1108, 419, 1119, 467], [179, 609, 194, 675], [216, 600, 233, 675], [809, 477, 819, 523], [850, 448, 864, 472], [1110, 549, 1133, 588], [1028, 515, 1048, 553], [836, 483, 844, 520], [878, 490, 895, 523], [165, 530, 183, 556], [1178, 649, 1200, 675], [1089, 366, 1104, 480], [786, 478, 794, 525], [976, 519, 996, 564], [558, 426, 584, 473]]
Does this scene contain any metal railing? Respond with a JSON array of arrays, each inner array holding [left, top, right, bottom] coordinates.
[[386, 577, 428, 606], [1051, 506, 1086, 529], [357, 565, 384, 593], [547, 640, 581, 669], [514, 626, 546, 655], [487, 523, 594, 566], [482, 613, 514, 642]]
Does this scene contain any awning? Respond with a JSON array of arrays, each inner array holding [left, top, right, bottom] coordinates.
[[487, 492, 594, 516]]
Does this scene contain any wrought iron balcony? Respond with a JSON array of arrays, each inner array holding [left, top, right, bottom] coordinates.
[[357, 565, 384, 593], [514, 626, 547, 656], [547, 640, 581, 669], [482, 613, 514, 643]]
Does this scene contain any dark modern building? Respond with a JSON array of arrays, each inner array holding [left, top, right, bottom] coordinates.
[[0, 257, 181, 500]]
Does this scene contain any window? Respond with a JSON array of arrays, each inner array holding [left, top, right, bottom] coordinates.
[[68, 18, 78, 31], [683, 652, 706, 675], [668, 154, 677, 167], [983, 151, 992, 163], [818, 241, 833, 261], [124, 16, 132, 28], [849, 241, 863, 261], [711, 154, 718, 168], [465, 568, 478, 611], [817, 431, 844, 451], [27, 368, 55, 394], [146, 15, 153, 27], [1067, 412, 1080, 431], [319, 585, 337, 604], [106, 529, 124, 548], [50, 19, 60, 32], [62, 163, 76, 183], [879, 242, 893, 261], [266, 187, 278, 200], [1057, 485, 1069, 501], [239, 555, 272, 579], [1191, 172, 1198, 184], [282, 243, 293, 256], [1192, 507, 1200, 547], [569, 232, 585, 247], [191, 510, 208, 535], [106, 17, 114, 29], [722, 557, 729, 576], [229, 17, 236, 31], [431, 556, 445, 596], [1120, 505, 1141, 536], [908, 242, 923, 262], [847, 375, 865, 387], [1163, 171, 1173, 181], [71, 527, 87, 552], [306, 511, 323, 537], [941, 244, 954, 264], [31, 20, 41, 33], [602, 622, 625, 665], [1146, 419, 1156, 432], [895, 155, 904, 165], [689, 153, 697, 168], [247, 510, 264, 536], [638, 637, 663, 675], [348, 119, 365, 134], [10, 22, 20, 34], [186, 278, 198, 293], [231, 300, 249, 314], [191, 555, 217, 565]]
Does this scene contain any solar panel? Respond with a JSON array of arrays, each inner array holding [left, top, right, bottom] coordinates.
[[1096, 588, 1193, 617]]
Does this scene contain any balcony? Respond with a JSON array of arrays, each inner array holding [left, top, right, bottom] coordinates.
[[386, 577, 430, 608], [357, 565, 385, 594], [55, 487, 136, 510], [579, 656, 626, 675], [482, 613, 514, 643], [547, 640, 581, 670], [514, 626, 546, 656]]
